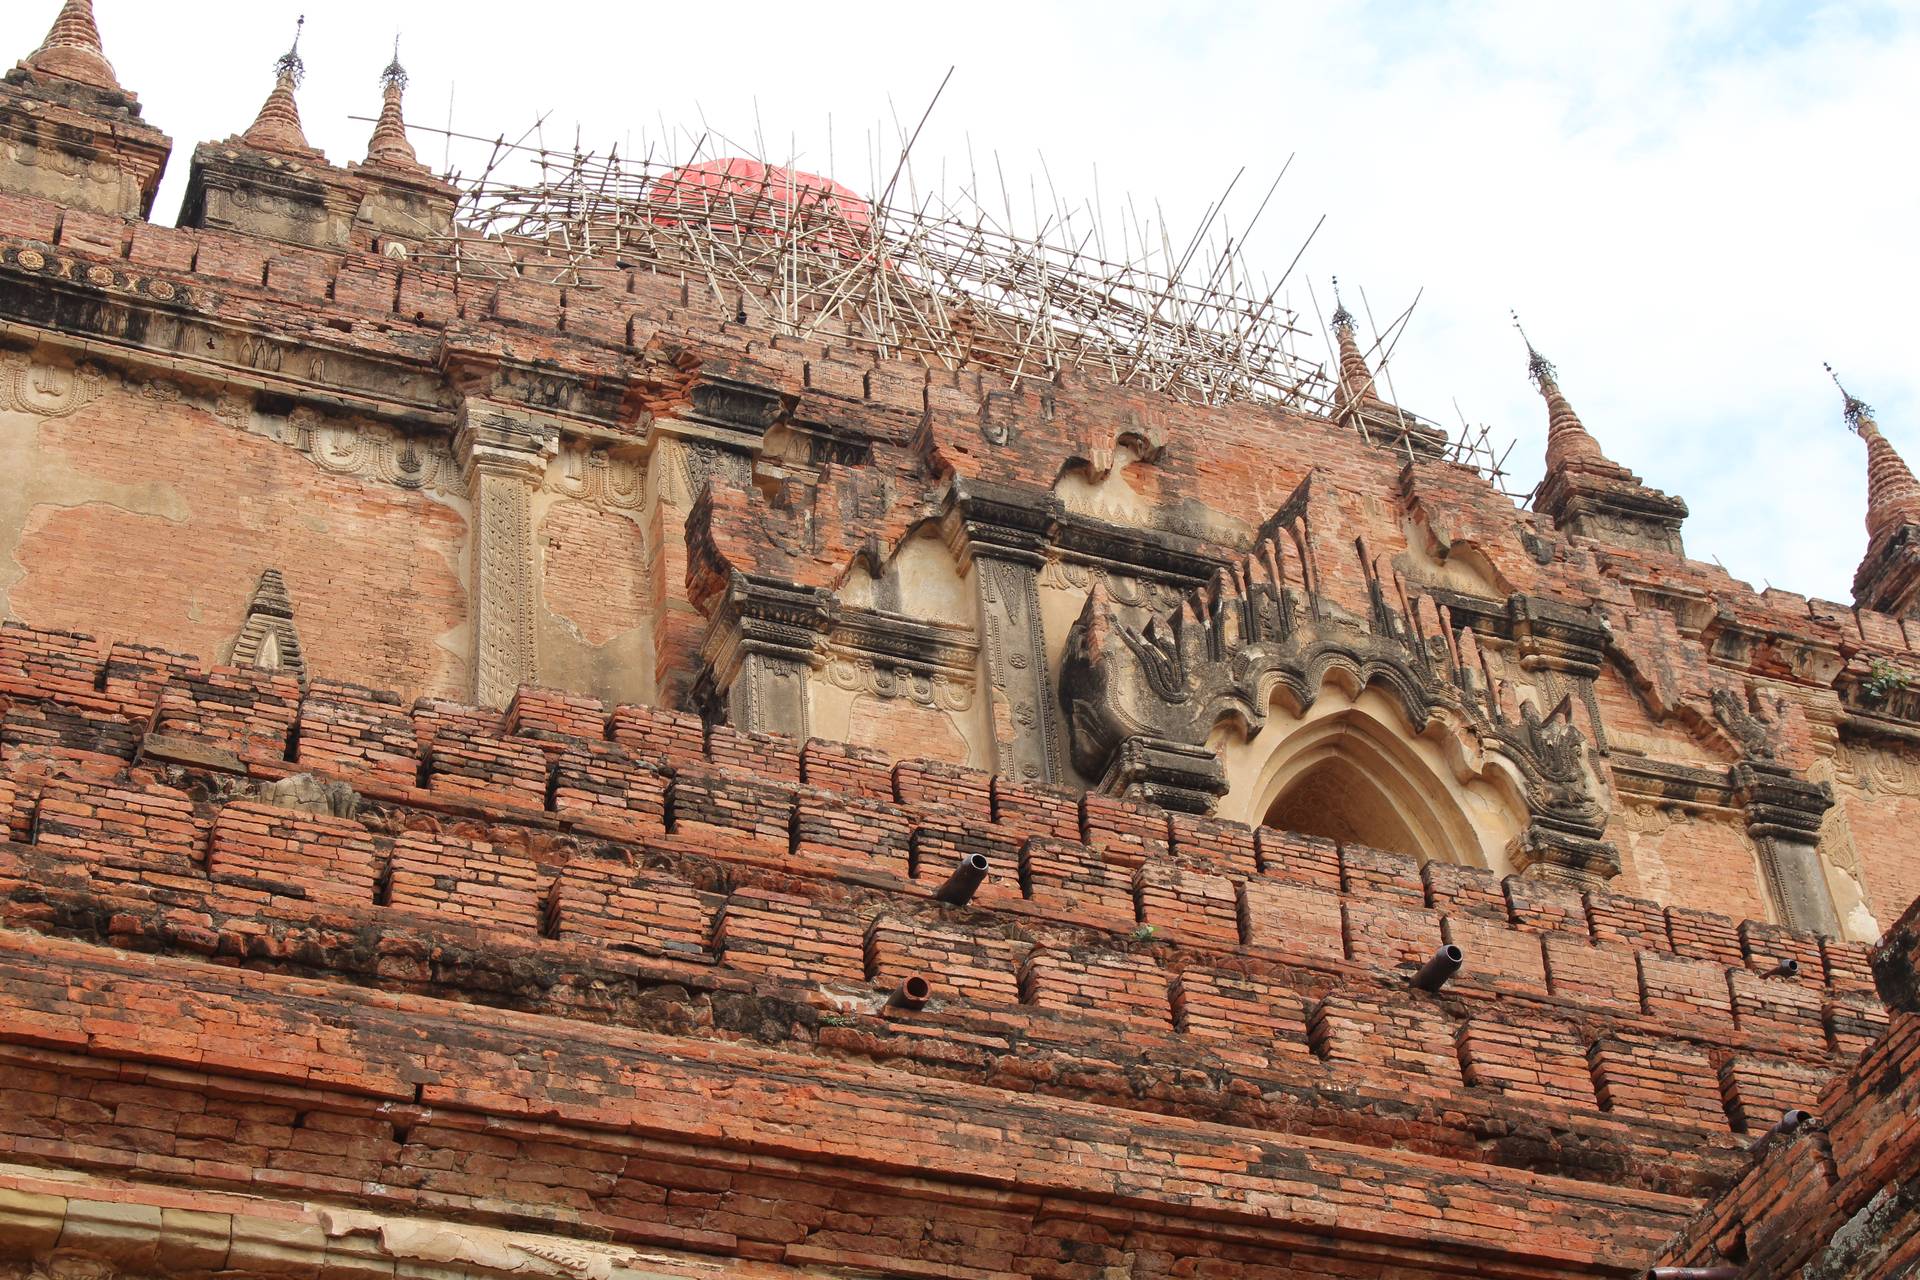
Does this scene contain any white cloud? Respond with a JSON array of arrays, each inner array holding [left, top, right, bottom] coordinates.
[[9, 1, 1917, 601]]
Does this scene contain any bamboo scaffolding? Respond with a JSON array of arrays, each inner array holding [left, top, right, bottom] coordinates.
[[382, 111, 1519, 495]]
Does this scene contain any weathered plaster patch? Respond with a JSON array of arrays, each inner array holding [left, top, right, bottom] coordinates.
[[0, 410, 191, 618]]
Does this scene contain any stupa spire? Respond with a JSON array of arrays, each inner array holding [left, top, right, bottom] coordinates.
[[1830, 364, 1920, 540], [1330, 277, 1387, 412], [364, 36, 426, 171], [22, 0, 119, 92], [241, 16, 316, 155], [1514, 312, 1608, 470], [1519, 312, 1688, 554]]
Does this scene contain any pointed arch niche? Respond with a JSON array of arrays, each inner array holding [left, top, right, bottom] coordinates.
[[1211, 681, 1531, 872]]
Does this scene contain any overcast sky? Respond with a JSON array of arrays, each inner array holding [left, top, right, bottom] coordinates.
[[9, 2, 1918, 604]]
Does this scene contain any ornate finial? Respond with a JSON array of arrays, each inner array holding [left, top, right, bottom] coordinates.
[[1513, 309, 1555, 385], [1826, 362, 1873, 433], [364, 32, 423, 170], [243, 15, 315, 155], [381, 33, 408, 90], [1330, 275, 1355, 333], [274, 15, 306, 86]]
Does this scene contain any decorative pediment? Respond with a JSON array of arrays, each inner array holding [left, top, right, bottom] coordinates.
[[1059, 473, 1618, 882], [229, 567, 306, 684]]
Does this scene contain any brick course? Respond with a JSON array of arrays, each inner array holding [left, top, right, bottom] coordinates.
[[1020, 948, 1172, 1029], [545, 857, 719, 955], [207, 801, 379, 906], [383, 831, 544, 933]]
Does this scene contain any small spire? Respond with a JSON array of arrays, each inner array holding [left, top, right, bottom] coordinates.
[[22, 0, 119, 92], [242, 16, 316, 155], [1329, 276, 1386, 414], [1830, 364, 1920, 540], [364, 33, 425, 170], [1513, 311, 1606, 469], [230, 568, 307, 684]]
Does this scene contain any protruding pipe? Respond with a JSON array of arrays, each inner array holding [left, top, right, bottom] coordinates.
[[1649, 1268, 1740, 1280], [1410, 944, 1464, 992], [889, 975, 932, 1011], [1760, 957, 1800, 979], [1761, 1108, 1815, 1142], [933, 853, 989, 906]]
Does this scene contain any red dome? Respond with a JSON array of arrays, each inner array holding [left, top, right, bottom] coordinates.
[[650, 158, 872, 248]]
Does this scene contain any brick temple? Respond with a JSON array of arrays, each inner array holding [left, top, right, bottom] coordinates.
[[0, 3, 1915, 1277]]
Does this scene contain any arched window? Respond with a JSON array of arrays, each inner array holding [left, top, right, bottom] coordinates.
[[1264, 757, 1426, 859], [1217, 685, 1531, 871]]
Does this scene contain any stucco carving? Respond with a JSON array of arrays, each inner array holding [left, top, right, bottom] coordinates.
[[545, 441, 645, 513], [825, 656, 974, 712], [1835, 739, 1920, 798], [1616, 802, 1679, 837], [658, 436, 752, 507], [321, 1208, 623, 1280], [0, 353, 107, 419], [274, 406, 640, 516], [290, 407, 468, 496], [0, 1254, 117, 1280], [255, 771, 362, 819], [1713, 682, 1786, 761], [2, 245, 189, 306], [1040, 558, 1186, 612]]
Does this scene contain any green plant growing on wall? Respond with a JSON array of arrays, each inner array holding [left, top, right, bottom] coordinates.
[[1863, 659, 1912, 705]]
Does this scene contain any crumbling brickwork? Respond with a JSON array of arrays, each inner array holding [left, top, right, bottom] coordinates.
[[0, 614, 1896, 1275]]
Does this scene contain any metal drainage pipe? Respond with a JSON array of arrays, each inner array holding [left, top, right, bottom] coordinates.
[[1410, 944, 1464, 992], [933, 852, 990, 906]]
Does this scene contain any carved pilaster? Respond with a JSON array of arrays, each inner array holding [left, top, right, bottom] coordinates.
[[1709, 682, 1845, 936], [696, 574, 832, 737], [944, 479, 1066, 787], [455, 400, 554, 707], [1734, 761, 1842, 936]]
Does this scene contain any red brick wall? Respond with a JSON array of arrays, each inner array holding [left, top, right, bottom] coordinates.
[[540, 498, 646, 648], [4, 391, 469, 699], [538, 496, 652, 705], [0, 612, 1897, 1276]]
